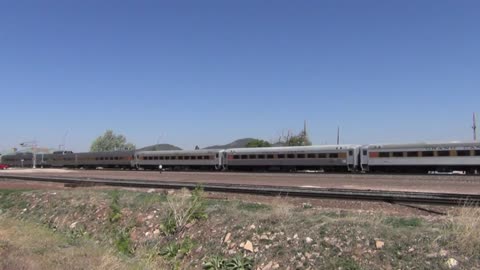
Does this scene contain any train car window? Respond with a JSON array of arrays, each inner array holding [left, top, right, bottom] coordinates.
[[307, 153, 316, 158], [172, 156, 177, 160], [249, 155, 256, 159], [177, 156, 183, 160], [216, 154, 219, 158], [241, 155, 248, 159], [198, 156, 203, 160], [407, 152, 418, 157], [363, 150, 367, 155], [329, 153, 339, 158], [206, 156, 212, 160], [165, 156, 170, 160], [378, 152, 389, 158], [457, 150, 470, 156], [277, 154, 285, 159], [392, 152, 403, 157], [153, 156, 158, 160], [258, 155, 265, 159], [184, 156, 189, 160], [189, 156, 195, 160], [267, 154, 274, 159], [318, 153, 327, 158], [233, 155, 240, 159], [297, 154, 305, 158], [475, 150, 480, 156], [348, 150, 353, 156], [287, 154, 295, 159], [115, 157, 119, 160], [422, 151, 434, 157], [437, 151, 450, 157], [159, 156, 164, 160]]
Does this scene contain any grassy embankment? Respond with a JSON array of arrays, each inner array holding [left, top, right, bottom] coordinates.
[[0, 188, 479, 270]]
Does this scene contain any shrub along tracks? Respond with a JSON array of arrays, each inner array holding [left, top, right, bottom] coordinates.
[[1, 174, 479, 206]]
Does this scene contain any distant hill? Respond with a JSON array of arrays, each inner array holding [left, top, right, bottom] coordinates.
[[204, 138, 258, 149], [138, 144, 182, 151]]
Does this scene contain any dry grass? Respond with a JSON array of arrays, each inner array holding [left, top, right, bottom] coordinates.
[[0, 216, 139, 270], [447, 203, 480, 257], [269, 196, 295, 220]]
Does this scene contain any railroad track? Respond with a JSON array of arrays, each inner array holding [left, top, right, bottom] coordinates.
[[1, 174, 479, 206]]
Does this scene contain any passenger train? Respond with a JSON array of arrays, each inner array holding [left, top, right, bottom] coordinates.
[[1, 141, 479, 174]]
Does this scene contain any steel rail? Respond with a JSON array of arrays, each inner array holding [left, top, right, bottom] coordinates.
[[1, 174, 479, 206]]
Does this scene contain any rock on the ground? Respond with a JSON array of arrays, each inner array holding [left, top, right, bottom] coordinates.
[[305, 237, 313, 244], [375, 240, 385, 249], [69, 221, 78, 229], [446, 258, 458, 269], [224, 232, 231, 243], [147, 189, 155, 193], [153, 229, 160, 235], [262, 261, 273, 270], [244, 240, 254, 252]]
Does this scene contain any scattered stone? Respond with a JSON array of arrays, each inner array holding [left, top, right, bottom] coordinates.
[[375, 240, 385, 249], [240, 242, 245, 248], [305, 237, 313, 244], [262, 261, 273, 270], [224, 232, 232, 243], [446, 258, 458, 269], [440, 249, 449, 257], [293, 234, 298, 239], [426, 253, 438, 258], [153, 229, 160, 235], [249, 224, 256, 230], [229, 243, 236, 249], [147, 214, 154, 220], [145, 232, 151, 237], [69, 221, 78, 229], [408, 247, 415, 252], [302, 202, 312, 209], [244, 240, 254, 252], [167, 190, 175, 195], [272, 263, 280, 269], [195, 246, 202, 253], [147, 189, 155, 193], [260, 234, 269, 240], [228, 250, 236, 255]]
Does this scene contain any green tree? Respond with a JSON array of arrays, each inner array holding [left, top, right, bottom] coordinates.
[[278, 130, 312, 146], [246, 139, 272, 148], [90, 130, 136, 152], [286, 129, 312, 146]]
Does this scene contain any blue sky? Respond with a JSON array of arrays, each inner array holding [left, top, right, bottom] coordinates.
[[1, 1, 479, 152]]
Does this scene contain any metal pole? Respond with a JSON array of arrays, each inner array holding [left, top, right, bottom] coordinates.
[[337, 126, 340, 145], [473, 112, 477, 141]]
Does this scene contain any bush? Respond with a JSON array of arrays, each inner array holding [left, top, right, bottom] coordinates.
[[203, 255, 253, 270], [161, 187, 207, 235], [447, 203, 480, 257]]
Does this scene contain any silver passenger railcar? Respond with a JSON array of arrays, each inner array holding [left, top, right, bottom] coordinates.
[[76, 151, 135, 169], [224, 145, 360, 172], [361, 141, 480, 173], [136, 149, 224, 170]]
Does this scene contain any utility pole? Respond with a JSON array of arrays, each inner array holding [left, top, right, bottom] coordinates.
[[20, 141, 38, 168], [337, 126, 340, 145], [473, 112, 477, 141]]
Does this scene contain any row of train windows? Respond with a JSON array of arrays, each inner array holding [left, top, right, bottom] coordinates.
[[371, 150, 480, 158], [232, 153, 343, 160], [95, 157, 123, 161], [141, 156, 214, 161]]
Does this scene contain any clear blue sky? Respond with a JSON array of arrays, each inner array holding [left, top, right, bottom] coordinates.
[[1, 1, 479, 152]]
